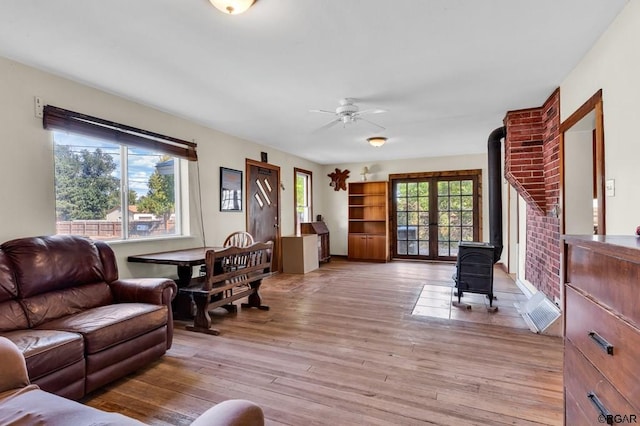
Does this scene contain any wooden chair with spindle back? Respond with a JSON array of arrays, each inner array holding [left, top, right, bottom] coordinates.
[[223, 231, 255, 248], [205, 231, 256, 305], [200, 231, 255, 276]]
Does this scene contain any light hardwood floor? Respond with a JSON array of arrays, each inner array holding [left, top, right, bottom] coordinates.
[[84, 259, 564, 425]]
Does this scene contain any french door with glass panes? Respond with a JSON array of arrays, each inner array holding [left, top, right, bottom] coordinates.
[[390, 170, 481, 261]]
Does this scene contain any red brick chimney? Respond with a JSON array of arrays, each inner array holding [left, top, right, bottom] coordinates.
[[503, 89, 561, 302]]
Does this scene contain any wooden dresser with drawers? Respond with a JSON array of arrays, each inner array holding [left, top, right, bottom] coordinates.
[[563, 235, 640, 425]]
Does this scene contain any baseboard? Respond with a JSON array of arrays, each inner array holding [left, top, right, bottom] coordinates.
[[327, 254, 347, 260], [514, 278, 536, 299]]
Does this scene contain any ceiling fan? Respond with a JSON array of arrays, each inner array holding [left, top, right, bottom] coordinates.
[[310, 98, 386, 132]]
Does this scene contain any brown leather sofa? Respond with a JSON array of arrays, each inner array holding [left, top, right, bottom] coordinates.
[[0, 235, 177, 400], [0, 336, 264, 425]]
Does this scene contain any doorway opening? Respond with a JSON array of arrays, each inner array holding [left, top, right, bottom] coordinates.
[[560, 90, 605, 235]]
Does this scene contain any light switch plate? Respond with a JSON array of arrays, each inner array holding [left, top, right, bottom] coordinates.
[[34, 96, 43, 118], [605, 179, 615, 197]]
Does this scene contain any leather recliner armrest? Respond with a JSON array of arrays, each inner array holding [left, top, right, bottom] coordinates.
[[110, 278, 178, 349], [191, 399, 264, 426], [109, 278, 177, 306], [0, 337, 31, 392]]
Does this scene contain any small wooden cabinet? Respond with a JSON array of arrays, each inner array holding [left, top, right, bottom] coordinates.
[[300, 221, 330, 263], [348, 181, 389, 262], [563, 235, 640, 424]]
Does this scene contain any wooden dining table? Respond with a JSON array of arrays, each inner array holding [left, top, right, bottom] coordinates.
[[128, 247, 220, 319], [127, 247, 220, 288]]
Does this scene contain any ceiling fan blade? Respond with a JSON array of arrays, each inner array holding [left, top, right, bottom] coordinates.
[[354, 108, 386, 116], [358, 116, 386, 131], [309, 109, 336, 114], [312, 118, 341, 133]]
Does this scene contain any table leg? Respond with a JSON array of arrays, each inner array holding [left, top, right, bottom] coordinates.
[[176, 265, 194, 287], [241, 279, 270, 311], [185, 293, 220, 335], [173, 265, 196, 320]]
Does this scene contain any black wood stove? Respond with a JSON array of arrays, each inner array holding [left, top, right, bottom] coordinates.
[[451, 126, 506, 310], [453, 241, 496, 308]]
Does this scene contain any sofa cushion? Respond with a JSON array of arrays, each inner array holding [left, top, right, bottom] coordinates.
[[1, 235, 107, 298], [85, 328, 167, 393], [0, 250, 17, 303], [0, 301, 29, 332], [0, 386, 146, 426], [22, 282, 113, 328], [95, 240, 119, 283], [2, 330, 84, 382], [37, 303, 168, 354]]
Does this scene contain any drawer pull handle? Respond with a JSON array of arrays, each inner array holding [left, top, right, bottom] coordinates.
[[587, 392, 613, 425], [588, 331, 614, 355]]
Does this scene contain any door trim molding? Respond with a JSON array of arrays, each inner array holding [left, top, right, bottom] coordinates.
[[559, 89, 605, 235]]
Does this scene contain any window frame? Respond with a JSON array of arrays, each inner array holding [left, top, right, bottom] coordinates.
[[48, 109, 190, 242], [294, 167, 313, 233]]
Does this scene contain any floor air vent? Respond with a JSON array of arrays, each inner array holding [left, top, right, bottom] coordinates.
[[514, 292, 561, 333]]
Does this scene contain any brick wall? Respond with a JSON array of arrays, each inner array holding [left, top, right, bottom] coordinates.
[[504, 109, 545, 214], [504, 89, 561, 301]]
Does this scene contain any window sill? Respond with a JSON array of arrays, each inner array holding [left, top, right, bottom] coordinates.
[[107, 235, 199, 247]]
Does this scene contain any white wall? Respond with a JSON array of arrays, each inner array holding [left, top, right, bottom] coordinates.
[[0, 55, 495, 277], [516, 195, 536, 297], [564, 130, 595, 234], [320, 153, 489, 256], [0, 56, 321, 278], [561, 0, 640, 234], [507, 184, 519, 274]]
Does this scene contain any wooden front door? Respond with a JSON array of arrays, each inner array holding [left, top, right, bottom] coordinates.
[[246, 159, 281, 271]]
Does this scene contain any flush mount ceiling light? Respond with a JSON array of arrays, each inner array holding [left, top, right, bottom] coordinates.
[[209, 0, 256, 15], [367, 137, 387, 148]]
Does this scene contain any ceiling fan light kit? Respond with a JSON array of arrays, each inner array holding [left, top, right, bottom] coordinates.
[[209, 0, 256, 15], [367, 137, 387, 148]]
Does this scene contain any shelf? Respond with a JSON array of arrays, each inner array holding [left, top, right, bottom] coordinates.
[[348, 181, 389, 262]]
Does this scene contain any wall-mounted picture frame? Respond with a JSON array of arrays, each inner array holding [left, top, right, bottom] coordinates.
[[220, 167, 243, 212]]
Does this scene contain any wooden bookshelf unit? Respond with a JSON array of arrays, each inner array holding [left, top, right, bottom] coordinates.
[[347, 181, 389, 262]]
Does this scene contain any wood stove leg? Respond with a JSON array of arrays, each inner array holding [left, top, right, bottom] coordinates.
[[486, 293, 497, 307]]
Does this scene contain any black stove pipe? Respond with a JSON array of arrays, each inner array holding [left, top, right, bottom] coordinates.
[[488, 126, 506, 264]]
